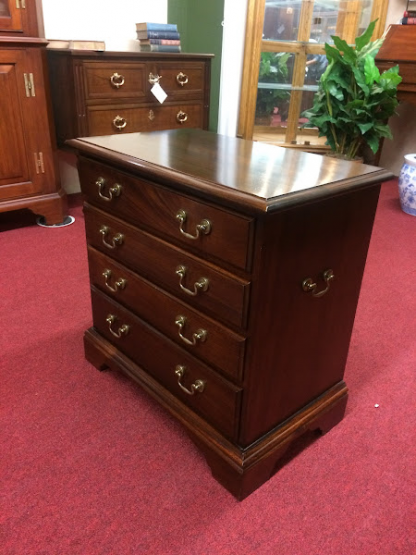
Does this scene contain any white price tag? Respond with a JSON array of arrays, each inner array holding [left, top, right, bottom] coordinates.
[[151, 83, 168, 104]]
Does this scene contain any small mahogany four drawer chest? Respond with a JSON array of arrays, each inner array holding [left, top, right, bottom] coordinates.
[[47, 50, 212, 147], [69, 129, 391, 499]]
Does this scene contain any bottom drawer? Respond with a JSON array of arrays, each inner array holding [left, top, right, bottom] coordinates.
[[87, 102, 204, 135], [90, 286, 242, 439]]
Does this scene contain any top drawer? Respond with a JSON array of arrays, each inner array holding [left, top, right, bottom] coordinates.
[[146, 61, 207, 100], [83, 62, 147, 100], [78, 157, 254, 272]]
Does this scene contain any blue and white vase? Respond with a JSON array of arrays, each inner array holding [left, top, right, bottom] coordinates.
[[398, 153, 416, 216]]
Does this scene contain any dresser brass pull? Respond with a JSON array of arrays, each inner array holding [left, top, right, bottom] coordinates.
[[175, 365, 206, 395], [176, 71, 189, 86], [106, 314, 130, 338], [175, 315, 207, 345], [148, 109, 155, 121], [148, 72, 161, 85], [99, 225, 124, 249], [302, 269, 334, 298], [176, 209, 211, 240], [110, 72, 125, 88], [113, 115, 127, 130], [176, 110, 188, 124], [102, 269, 127, 292], [96, 177, 122, 201], [175, 265, 209, 296]]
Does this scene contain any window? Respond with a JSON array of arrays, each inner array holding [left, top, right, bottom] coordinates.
[[238, 0, 389, 151]]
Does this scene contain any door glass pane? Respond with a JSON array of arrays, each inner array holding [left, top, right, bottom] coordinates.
[[255, 52, 294, 127], [0, 1, 11, 17], [263, 0, 302, 41], [311, 1, 339, 43]]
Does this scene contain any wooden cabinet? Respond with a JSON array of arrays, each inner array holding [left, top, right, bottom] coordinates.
[[47, 50, 212, 147], [0, 0, 43, 37], [68, 129, 392, 499], [376, 25, 416, 107]]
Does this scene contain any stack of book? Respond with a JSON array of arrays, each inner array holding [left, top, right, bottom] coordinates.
[[136, 22, 181, 53], [401, 10, 416, 24]]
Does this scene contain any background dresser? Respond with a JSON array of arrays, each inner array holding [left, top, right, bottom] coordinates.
[[47, 50, 212, 147], [0, 0, 66, 224], [69, 129, 391, 499]]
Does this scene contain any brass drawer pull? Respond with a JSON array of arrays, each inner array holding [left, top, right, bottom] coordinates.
[[302, 269, 334, 298], [110, 72, 125, 88], [99, 225, 124, 249], [113, 115, 127, 130], [148, 72, 161, 85], [96, 177, 122, 201], [176, 209, 211, 240], [175, 315, 207, 345], [106, 314, 130, 338], [148, 109, 155, 121], [176, 110, 188, 124], [176, 71, 189, 87], [175, 365, 206, 395], [175, 265, 209, 296], [102, 269, 127, 292]]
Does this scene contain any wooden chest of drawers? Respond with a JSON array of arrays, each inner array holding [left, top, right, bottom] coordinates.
[[47, 50, 212, 147], [69, 129, 392, 499]]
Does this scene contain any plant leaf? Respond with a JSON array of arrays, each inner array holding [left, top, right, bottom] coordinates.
[[355, 20, 376, 51], [364, 56, 380, 85]]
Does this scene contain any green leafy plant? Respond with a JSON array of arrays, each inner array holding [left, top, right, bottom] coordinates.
[[256, 52, 291, 120], [302, 21, 402, 160]]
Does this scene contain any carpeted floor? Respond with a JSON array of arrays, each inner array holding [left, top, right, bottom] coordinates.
[[1, 181, 415, 555]]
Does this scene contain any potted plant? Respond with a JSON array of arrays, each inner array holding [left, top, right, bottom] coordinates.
[[302, 21, 402, 161], [256, 52, 291, 124]]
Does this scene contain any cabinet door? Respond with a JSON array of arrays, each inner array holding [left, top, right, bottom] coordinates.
[[0, 0, 23, 32], [0, 49, 42, 200]]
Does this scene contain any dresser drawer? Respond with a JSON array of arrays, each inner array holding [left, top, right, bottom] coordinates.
[[146, 61, 207, 100], [83, 61, 147, 100], [84, 205, 250, 329], [90, 286, 242, 439], [87, 102, 205, 136], [79, 158, 254, 272], [88, 247, 246, 381]]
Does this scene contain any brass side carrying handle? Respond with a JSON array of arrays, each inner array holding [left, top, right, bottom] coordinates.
[[175, 315, 207, 346], [176, 71, 189, 86], [106, 314, 130, 338], [148, 72, 161, 85], [175, 365, 206, 395], [175, 265, 209, 297], [102, 269, 127, 292], [176, 209, 211, 240], [110, 72, 125, 88], [99, 225, 124, 249], [113, 115, 127, 130], [96, 177, 122, 201], [176, 110, 188, 124], [302, 269, 334, 298]]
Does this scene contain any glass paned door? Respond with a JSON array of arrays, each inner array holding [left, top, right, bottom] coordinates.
[[239, 0, 388, 151]]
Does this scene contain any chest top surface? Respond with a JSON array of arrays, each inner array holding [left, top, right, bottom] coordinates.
[[69, 129, 391, 213]]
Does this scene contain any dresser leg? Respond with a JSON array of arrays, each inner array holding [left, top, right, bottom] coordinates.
[[84, 329, 110, 371]]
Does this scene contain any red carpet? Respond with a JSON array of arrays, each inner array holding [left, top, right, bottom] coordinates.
[[1, 181, 415, 554]]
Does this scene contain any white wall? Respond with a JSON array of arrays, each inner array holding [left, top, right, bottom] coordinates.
[[42, 0, 167, 51]]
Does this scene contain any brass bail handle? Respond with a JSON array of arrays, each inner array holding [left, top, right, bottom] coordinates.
[[113, 115, 127, 130], [176, 110, 188, 124], [106, 314, 130, 338], [110, 72, 125, 88], [175, 209, 211, 240], [175, 265, 209, 297], [175, 315, 207, 346], [96, 177, 122, 201], [302, 269, 334, 298], [176, 72, 189, 86], [174, 365, 206, 395], [99, 225, 124, 249], [148, 72, 162, 85], [102, 269, 127, 293]]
